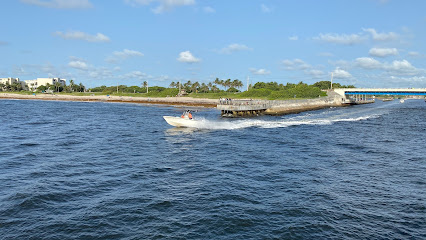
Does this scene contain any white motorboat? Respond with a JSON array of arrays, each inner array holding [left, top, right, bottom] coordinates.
[[163, 116, 198, 128], [400, 99, 405, 103]]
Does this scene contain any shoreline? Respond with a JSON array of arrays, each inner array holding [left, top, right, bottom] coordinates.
[[0, 93, 218, 108], [0, 93, 347, 116]]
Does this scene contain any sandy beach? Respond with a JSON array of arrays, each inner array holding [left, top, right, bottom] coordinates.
[[0, 93, 218, 108]]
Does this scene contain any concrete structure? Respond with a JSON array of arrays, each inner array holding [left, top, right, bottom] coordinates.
[[217, 94, 344, 117], [218, 99, 272, 116], [334, 88, 426, 104], [25, 78, 66, 91], [334, 88, 426, 96]]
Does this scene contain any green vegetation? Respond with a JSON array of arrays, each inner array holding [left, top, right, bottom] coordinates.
[[84, 79, 353, 100], [0, 82, 25, 92], [1, 78, 355, 100], [0, 79, 86, 93]]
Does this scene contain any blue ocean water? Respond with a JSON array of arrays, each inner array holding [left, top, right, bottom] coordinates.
[[0, 99, 425, 239]]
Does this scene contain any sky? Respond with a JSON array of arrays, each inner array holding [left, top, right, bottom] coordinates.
[[1, 0, 426, 89]]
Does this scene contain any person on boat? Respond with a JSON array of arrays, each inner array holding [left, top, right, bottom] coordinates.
[[188, 111, 193, 120]]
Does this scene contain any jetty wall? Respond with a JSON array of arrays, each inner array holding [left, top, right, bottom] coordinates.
[[265, 97, 343, 115]]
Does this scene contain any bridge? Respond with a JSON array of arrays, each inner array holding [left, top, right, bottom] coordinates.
[[333, 88, 426, 104], [334, 88, 426, 96]]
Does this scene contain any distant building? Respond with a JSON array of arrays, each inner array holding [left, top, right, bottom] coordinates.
[[0, 77, 20, 85], [24, 78, 66, 91], [0, 77, 26, 89]]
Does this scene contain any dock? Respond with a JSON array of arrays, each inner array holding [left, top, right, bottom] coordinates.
[[217, 99, 272, 117]]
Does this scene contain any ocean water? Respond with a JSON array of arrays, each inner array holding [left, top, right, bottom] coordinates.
[[0, 99, 425, 239]]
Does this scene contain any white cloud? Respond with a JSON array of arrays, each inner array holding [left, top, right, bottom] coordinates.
[[288, 36, 298, 41], [124, 0, 152, 6], [54, 31, 110, 42], [106, 49, 144, 63], [261, 4, 272, 13], [355, 57, 421, 76], [12, 63, 73, 80], [314, 33, 366, 45], [363, 28, 398, 41], [332, 68, 352, 79], [306, 69, 325, 78], [220, 43, 252, 54], [203, 6, 215, 13], [125, 0, 195, 14], [387, 59, 417, 75], [281, 59, 310, 70], [408, 51, 420, 57], [68, 60, 88, 70], [120, 70, 152, 80], [177, 51, 200, 63], [355, 57, 383, 69], [250, 68, 270, 75], [369, 47, 399, 57], [20, 0, 93, 9]]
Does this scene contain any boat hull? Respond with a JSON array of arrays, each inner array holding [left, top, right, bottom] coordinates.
[[163, 116, 198, 128]]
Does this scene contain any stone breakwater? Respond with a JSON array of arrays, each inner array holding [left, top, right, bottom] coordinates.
[[218, 93, 345, 117], [265, 97, 343, 115]]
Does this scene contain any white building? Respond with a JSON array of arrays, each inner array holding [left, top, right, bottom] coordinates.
[[0, 77, 20, 85], [25, 78, 66, 91], [0, 77, 26, 89]]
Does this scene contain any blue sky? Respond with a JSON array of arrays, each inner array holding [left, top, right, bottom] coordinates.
[[1, 0, 426, 88]]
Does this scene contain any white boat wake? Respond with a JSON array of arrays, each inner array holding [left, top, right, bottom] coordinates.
[[164, 108, 385, 130]]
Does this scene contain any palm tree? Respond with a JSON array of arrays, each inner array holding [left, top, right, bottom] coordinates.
[[54, 82, 61, 92], [78, 83, 85, 92], [183, 80, 192, 93], [69, 79, 75, 92], [169, 81, 176, 88], [214, 78, 224, 89], [191, 81, 200, 93], [142, 81, 147, 88], [224, 79, 231, 90], [232, 79, 243, 89]]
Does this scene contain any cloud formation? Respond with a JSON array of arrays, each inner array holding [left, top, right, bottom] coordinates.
[[68, 60, 88, 70], [281, 59, 311, 70], [203, 6, 215, 13], [220, 44, 252, 54], [369, 47, 399, 57], [363, 28, 398, 41], [332, 68, 352, 79], [314, 33, 366, 45], [261, 4, 272, 13], [355, 57, 421, 76], [288, 36, 298, 41], [408, 51, 420, 57], [54, 31, 110, 42], [250, 68, 270, 75], [355, 57, 382, 69], [106, 49, 144, 63], [21, 0, 93, 9], [177, 51, 200, 63], [124, 0, 195, 14]]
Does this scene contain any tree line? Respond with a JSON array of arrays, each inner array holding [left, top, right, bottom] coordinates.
[[86, 79, 354, 100], [169, 78, 243, 93], [0, 79, 86, 93]]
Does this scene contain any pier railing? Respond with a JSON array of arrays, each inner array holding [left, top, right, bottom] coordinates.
[[217, 99, 272, 111]]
